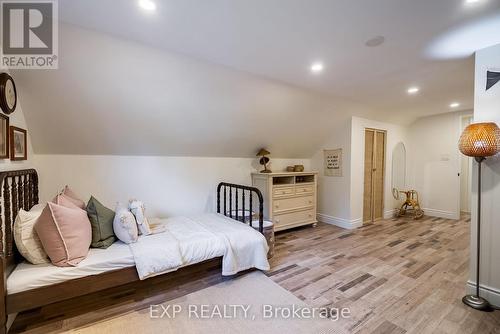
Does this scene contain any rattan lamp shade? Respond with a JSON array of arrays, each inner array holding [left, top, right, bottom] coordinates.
[[458, 122, 500, 158]]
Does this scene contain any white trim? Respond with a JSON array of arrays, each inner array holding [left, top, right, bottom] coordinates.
[[317, 213, 362, 230], [466, 281, 500, 308], [384, 209, 397, 219], [422, 208, 458, 220]]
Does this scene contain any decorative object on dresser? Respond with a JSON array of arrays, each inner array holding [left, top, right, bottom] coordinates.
[[0, 73, 17, 115], [0, 114, 8, 159], [324, 148, 342, 177], [9, 126, 27, 161], [293, 164, 304, 172], [256, 148, 272, 173], [252, 172, 317, 232], [458, 122, 500, 311]]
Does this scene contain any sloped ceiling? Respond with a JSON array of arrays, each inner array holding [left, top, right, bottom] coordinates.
[[12, 0, 500, 157], [14, 24, 372, 157]]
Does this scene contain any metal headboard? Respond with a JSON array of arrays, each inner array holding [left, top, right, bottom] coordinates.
[[217, 182, 264, 233]]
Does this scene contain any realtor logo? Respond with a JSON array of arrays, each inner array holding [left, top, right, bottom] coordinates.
[[1, 0, 58, 69]]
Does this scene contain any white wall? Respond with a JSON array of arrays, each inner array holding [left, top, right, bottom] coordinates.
[[34, 155, 310, 217], [14, 23, 373, 159], [350, 117, 408, 224], [468, 43, 500, 307], [312, 116, 408, 229], [0, 69, 34, 172], [311, 118, 352, 228], [407, 110, 472, 219]]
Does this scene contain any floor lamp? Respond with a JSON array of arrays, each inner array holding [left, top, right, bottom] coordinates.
[[458, 122, 500, 311]]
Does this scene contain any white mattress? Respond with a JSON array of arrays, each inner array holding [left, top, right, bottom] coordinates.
[[7, 214, 269, 294], [7, 241, 134, 294]]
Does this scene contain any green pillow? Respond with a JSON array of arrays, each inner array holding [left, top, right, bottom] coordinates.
[[86, 196, 116, 248]]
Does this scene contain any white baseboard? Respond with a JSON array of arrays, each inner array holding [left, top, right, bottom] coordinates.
[[384, 209, 397, 219], [317, 213, 363, 230], [422, 208, 458, 220], [466, 281, 500, 308]]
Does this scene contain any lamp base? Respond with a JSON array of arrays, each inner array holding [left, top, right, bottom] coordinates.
[[462, 295, 491, 311]]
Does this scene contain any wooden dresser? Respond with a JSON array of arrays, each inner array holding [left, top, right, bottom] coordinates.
[[251, 172, 318, 232]]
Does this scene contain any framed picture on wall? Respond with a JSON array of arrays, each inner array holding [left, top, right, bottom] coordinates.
[[324, 148, 342, 177], [10, 126, 27, 161], [0, 114, 8, 159]]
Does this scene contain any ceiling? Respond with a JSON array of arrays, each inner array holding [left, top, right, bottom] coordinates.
[[11, 0, 500, 157], [57, 0, 500, 120]]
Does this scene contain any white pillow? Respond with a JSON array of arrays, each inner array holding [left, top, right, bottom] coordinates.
[[14, 204, 50, 264], [129, 200, 152, 236], [113, 203, 138, 244]]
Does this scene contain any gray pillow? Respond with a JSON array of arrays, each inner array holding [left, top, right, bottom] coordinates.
[[86, 196, 116, 248]]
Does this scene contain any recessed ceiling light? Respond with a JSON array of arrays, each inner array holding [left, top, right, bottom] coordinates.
[[310, 62, 324, 74], [450, 102, 461, 108], [407, 87, 420, 95], [138, 0, 156, 11], [465, 0, 481, 4]]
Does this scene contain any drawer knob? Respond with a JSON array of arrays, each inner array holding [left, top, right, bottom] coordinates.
[[309, 200, 313, 204], [275, 204, 279, 208], [308, 214, 313, 218]]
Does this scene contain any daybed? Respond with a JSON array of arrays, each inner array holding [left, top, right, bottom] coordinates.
[[0, 169, 269, 333]]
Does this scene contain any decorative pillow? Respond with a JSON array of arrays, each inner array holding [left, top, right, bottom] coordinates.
[[34, 202, 92, 267], [54, 194, 81, 209], [113, 203, 138, 244], [129, 200, 152, 236], [86, 196, 116, 248], [13, 204, 50, 264], [60, 185, 86, 209]]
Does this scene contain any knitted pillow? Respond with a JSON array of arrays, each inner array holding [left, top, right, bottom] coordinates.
[[13, 204, 50, 264]]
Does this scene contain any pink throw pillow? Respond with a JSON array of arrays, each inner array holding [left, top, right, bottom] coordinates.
[[60, 185, 86, 209], [35, 202, 92, 267], [53, 194, 81, 209]]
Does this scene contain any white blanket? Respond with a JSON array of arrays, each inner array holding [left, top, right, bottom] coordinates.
[[129, 213, 270, 279]]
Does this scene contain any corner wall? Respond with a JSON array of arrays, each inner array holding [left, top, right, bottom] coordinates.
[[350, 117, 409, 223], [468, 43, 500, 307], [0, 69, 34, 172], [407, 110, 472, 220]]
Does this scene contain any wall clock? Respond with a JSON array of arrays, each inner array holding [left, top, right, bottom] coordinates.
[[0, 73, 17, 115]]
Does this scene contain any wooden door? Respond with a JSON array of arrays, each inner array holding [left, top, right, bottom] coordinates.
[[363, 129, 386, 222]]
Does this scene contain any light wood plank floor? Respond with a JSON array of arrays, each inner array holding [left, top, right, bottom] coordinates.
[[267, 214, 500, 333], [12, 214, 500, 333]]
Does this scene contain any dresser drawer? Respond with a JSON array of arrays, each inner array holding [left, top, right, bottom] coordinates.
[[273, 196, 314, 214], [273, 186, 294, 198], [295, 184, 314, 195], [273, 209, 316, 228]]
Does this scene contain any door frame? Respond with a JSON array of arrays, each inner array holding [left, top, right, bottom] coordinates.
[[363, 128, 387, 223], [458, 114, 473, 216]]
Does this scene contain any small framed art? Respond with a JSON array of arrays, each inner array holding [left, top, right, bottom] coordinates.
[[0, 114, 8, 159], [324, 148, 342, 177], [10, 126, 27, 161]]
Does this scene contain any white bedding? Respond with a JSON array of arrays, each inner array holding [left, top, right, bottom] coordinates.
[[130, 213, 270, 279], [7, 213, 270, 294], [7, 241, 134, 294]]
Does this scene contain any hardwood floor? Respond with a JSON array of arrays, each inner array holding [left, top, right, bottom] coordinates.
[[11, 214, 500, 333], [267, 214, 500, 333]]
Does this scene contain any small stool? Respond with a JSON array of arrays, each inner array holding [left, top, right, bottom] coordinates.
[[250, 220, 275, 259]]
